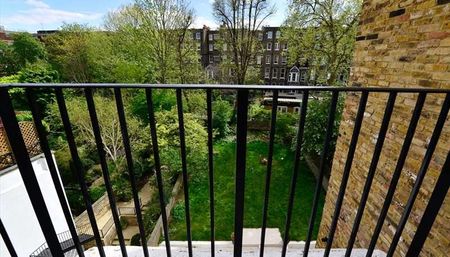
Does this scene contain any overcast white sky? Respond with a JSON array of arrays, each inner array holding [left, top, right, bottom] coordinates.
[[0, 0, 289, 32]]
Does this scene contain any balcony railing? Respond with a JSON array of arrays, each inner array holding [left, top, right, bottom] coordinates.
[[0, 84, 449, 257]]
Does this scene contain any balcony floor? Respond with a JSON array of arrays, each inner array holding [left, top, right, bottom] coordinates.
[[84, 243, 387, 257]]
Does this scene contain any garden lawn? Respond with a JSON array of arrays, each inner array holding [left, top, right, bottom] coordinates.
[[169, 141, 325, 241]]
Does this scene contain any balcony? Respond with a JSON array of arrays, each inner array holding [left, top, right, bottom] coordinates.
[[0, 84, 448, 257]]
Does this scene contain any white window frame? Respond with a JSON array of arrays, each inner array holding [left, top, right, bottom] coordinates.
[[264, 67, 270, 78], [272, 68, 278, 79], [280, 68, 286, 79], [274, 42, 279, 51], [266, 55, 271, 64], [267, 31, 273, 39], [209, 34, 213, 41], [257, 55, 262, 65], [276, 31, 281, 39], [293, 107, 301, 114], [267, 42, 272, 50], [209, 55, 214, 64], [277, 106, 288, 113], [274, 55, 279, 64], [207, 69, 214, 79], [209, 44, 214, 52], [282, 56, 287, 64], [300, 71, 306, 81], [196, 32, 201, 40]]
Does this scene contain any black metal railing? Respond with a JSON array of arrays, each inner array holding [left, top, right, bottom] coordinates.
[[0, 83, 449, 257]]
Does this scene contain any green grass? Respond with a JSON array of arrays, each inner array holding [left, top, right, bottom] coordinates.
[[169, 141, 325, 241]]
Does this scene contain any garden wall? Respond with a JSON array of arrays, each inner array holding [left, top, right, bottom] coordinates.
[[316, 0, 450, 256]]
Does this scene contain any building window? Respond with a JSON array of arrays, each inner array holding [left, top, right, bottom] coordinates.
[[267, 31, 273, 39], [207, 69, 214, 79], [266, 55, 271, 64], [272, 68, 278, 78], [195, 32, 201, 40], [258, 32, 263, 41], [213, 34, 220, 40], [209, 44, 214, 52], [209, 55, 214, 63], [282, 56, 287, 64], [257, 55, 262, 65], [293, 107, 301, 114], [300, 71, 306, 81], [274, 55, 279, 64], [276, 31, 281, 39], [209, 34, 213, 41], [274, 42, 279, 51], [265, 67, 270, 78], [277, 106, 288, 113], [280, 68, 286, 79], [289, 67, 300, 82], [283, 43, 288, 51], [267, 42, 272, 50]]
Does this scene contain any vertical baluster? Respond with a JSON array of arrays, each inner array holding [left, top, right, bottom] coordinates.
[[0, 87, 63, 257], [324, 91, 369, 257], [259, 90, 279, 257], [365, 92, 426, 257], [26, 88, 85, 257], [234, 89, 249, 257], [84, 88, 128, 257], [406, 151, 450, 257], [206, 89, 215, 257], [55, 88, 105, 257], [345, 92, 397, 257], [175, 88, 193, 257], [145, 88, 172, 257], [303, 91, 339, 256], [386, 93, 450, 257], [0, 219, 18, 257], [281, 91, 309, 257], [114, 88, 149, 257]]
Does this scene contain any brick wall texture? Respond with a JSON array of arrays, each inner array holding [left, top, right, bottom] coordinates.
[[316, 0, 450, 256]]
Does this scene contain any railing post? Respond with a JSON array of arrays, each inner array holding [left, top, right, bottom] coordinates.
[[0, 218, 17, 257], [234, 89, 249, 257], [0, 88, 64, 257]]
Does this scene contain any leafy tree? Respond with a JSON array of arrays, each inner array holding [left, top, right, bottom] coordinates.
[[212, 99, 233, 139], [302, 94, 344, 162], [212, 0, 275, 84], [0, 42, 20, 75], [283, 0, 361, 86], [44, 24, 93, 82], [11, 32, 47, 67], [130, 89, 177, 122]]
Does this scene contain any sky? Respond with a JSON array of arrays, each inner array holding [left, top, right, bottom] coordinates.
[[0, 0, 288, 32]]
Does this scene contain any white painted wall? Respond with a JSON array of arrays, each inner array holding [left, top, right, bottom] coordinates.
[[0, 154, 71, 257]]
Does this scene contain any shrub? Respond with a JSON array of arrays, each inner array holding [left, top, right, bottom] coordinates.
[[301, 94, 344, 161], [112, 176, 132, 202], [212, 99, 233, 139], [143, 201, 161, 234], [89, 185, 106, 202], [120, 217, 128, 230], [172, 202, 185, 222], [130, 234, 142, 246]]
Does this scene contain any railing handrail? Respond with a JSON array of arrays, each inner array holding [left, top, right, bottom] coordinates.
[[1, 83, 450, 93]]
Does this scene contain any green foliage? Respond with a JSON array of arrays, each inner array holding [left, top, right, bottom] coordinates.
[[18, 61, 59, 83], [130, 234, 142, 246], [65, 188, 85, 215], [120, 217, 129, 229], [15, 111, 33, 122], [275, 112, 297, 145], [11, 33, 47, 67], [283, 0, 361, 86], [0, 74, 19, 83], [130, 89, 177, 122], [0, 42, 20, 75], [89, 185, 106, 202], [302, 94, 344, 161], [112, 176, 133, 202], [172, 202, 185, 222], [212, 99, 233, 139], [143, 201, 161, 234], [156, 108, 208, 174]]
